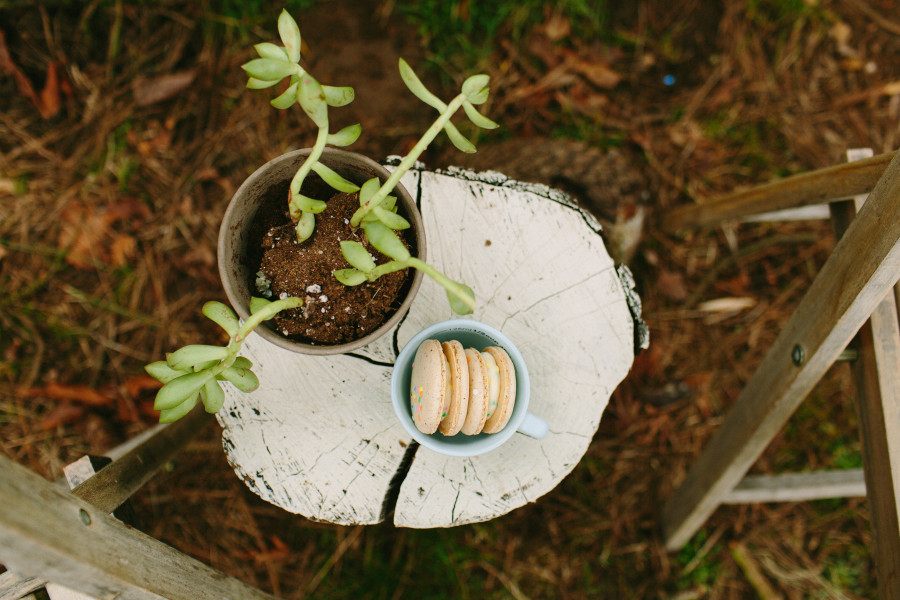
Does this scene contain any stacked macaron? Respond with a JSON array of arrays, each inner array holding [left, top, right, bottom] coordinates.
[[409, 339, 516, 436]]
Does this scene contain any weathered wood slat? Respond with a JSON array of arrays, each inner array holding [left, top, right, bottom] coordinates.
[[661, 149, 900, 550], [71, 404, 208, 514], [722, 470, 866, 504], [662, 150, 895, 232], [851, 294, 900, 599], [0, 571, 43, 600], [0, 455, 277, 600]]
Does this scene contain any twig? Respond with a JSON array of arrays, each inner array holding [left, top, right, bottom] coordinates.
[[730, 542, 782, 600], [684, 233, 821, 309], [304, 525, 364, 596]]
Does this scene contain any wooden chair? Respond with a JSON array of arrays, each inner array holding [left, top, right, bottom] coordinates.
[[0, 406, 278, 600], [660, 148, 900, 598]]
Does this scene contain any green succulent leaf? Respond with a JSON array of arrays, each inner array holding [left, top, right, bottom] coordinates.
[[380, 195, 397, 212], [241, 58, 297, 82], [461, 74, 490, 98], [373, 206, 410, 230], [220, 366, 260, 393], [154, 370, 213, 411], [249, 296, 272, 315], [270, 82, 300, 109], [158, 395, 198, 423], [277, 9, 302, 63], [443, 121, 476, 154], [145, 361, 186, 384], [166, 345, 229, 371], [297, 75, 328, 129], [398, 58, 446, 111], [333, 268, 368, 286], [295, 211, 315, 242], [290, 193, 327, 216], [191, 359, 223, 372], [232, 356, 253, 370], [340, 241, 376, 273], [200, 379, 225, 414], [202, 301, 240, 337], [322, 85, 355, 107], [311, 162, 360, 193], [466, 86, 490, 105], [254, 42, 289, 61], [446, 282, 476, 315], [246, 77, 280, 90], [327, 123, 362, 147], [358, 177, 381, 207], [363, 221, 410, 262], [463, 100, 499, 130]]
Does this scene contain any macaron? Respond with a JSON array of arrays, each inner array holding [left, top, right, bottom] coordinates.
[[409, 339, 448, 434], [438, 340, 469, 435], [481, 346, 516, 434], [460, 347, 489, 435]]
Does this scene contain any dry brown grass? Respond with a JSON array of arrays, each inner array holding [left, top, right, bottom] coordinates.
[[2, 0, 899, 597]]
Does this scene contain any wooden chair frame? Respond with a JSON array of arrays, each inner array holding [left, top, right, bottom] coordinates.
[[0, 406, 278, 600], [661, 149, 900, 598]]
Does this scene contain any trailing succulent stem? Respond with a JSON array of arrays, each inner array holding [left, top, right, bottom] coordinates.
[[349, 58, 498, 229], [242, 9, 361, 243], [334, 222, 476, 315], [145, 297, 302, 422]]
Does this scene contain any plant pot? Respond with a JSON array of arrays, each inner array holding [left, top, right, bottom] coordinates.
[[217, 148, 426, 355]]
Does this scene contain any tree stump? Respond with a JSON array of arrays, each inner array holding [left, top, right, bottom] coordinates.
[[216, 164, 643, 527]]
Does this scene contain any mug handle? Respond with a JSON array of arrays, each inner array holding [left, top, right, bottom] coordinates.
[[516, 412, 549, 440]]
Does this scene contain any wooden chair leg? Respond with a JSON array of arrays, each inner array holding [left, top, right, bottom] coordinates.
[[661, 150, 900, 550], [852, 292, 900, 598]]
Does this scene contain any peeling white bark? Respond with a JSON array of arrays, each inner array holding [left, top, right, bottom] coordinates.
[[217, 165, 636, 527]]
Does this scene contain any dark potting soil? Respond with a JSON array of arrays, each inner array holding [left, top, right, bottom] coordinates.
[[249, 180, 413, 345]]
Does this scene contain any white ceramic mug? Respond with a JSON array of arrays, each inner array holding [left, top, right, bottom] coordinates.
[[391, 319, 549, 457]]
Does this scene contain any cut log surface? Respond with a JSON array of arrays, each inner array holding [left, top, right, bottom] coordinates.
[[217, 165, 638, 527]]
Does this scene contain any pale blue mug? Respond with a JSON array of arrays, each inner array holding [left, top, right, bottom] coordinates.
[[391, 319, 549, 457]]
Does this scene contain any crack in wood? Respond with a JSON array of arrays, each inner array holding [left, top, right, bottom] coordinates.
[[379, 440, 419, 523]]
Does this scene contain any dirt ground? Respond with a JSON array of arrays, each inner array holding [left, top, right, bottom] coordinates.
[[2, 0, 899, 598]]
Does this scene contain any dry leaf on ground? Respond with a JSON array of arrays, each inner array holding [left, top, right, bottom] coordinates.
[[0, 31, 63, 118], [132, 69, 197, 106]]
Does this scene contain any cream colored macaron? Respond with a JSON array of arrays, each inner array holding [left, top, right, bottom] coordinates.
[[460, 347, 489, 435], [409, 339, 448, 434], [481, 346, 516, 434], [438, 340, 469, 435]]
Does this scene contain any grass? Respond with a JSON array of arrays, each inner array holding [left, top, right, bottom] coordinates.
[[393, 0, 611, 72]]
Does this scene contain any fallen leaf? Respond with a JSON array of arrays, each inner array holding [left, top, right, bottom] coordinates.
[[569, 55, 622, 89], [132, 69, 197, 106], [58, 198, 152, 268], [0, 31, 63, 118], [109, 234, 137, 267], [121, 374, 162, 399], [25, 382, 114, 406], [540, 11, 571, 42], [40, 402, 86, 430], [697, 297, 756, 313], [37, 61, 61, 118], [656, 269, 688, 301]]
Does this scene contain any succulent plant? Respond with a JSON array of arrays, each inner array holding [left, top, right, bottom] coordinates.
[[147, 10, 498, 422]]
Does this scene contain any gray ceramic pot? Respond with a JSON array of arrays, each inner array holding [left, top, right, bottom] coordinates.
[[217, 148, 425, 355]]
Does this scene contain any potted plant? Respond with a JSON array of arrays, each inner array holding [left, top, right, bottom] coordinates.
[[145, 10, 498, 422]]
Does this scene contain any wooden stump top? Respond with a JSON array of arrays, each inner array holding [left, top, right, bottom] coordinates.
[[216, 164, 643, 527]]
